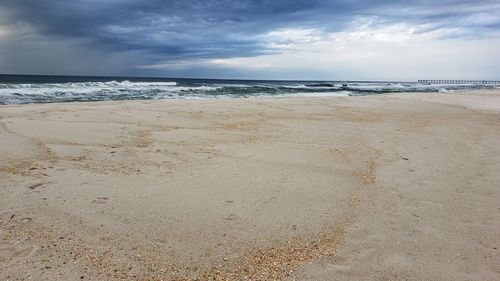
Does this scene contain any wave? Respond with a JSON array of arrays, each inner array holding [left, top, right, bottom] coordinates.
[[0, 80, 495, 105]]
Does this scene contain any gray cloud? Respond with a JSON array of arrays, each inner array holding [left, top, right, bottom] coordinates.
[[0, 0, 499, 78]]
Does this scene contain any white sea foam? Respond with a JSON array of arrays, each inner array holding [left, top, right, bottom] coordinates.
[[0, 80, 494, 104], [273, 91, 351, 97]]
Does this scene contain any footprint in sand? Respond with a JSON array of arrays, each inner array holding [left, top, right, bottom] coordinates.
[[91, 197, 109, 204], [26, 182, 48, 190], [223, 214, 237, 220]]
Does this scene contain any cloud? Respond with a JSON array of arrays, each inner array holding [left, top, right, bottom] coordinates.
[[0, 1, 499, 79]]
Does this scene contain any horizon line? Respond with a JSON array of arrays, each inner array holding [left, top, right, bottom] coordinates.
[[2, 73, 499, 83]]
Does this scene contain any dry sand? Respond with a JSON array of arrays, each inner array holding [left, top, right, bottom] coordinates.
[[1, 89, 499, 280]]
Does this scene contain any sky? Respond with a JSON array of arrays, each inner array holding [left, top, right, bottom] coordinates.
[[0, 0, 499, 80]]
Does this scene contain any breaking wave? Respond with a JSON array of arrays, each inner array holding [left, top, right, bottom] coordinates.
[[0, 79, 495, 105]]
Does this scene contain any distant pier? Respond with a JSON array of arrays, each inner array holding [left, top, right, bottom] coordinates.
[[418, 80, 500, 84]]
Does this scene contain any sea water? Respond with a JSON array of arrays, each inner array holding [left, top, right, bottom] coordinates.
[[0, 75, 495, 105]]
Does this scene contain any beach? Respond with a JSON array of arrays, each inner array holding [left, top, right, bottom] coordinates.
[[1, 89, 499, 280]]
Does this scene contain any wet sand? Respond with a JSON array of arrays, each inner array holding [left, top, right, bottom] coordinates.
[[1, 90, 499, 280]]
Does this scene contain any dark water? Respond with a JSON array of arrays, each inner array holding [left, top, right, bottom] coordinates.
[[0, 74, 495, 105]]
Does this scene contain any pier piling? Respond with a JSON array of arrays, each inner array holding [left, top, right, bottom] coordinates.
[[418, 80, 500, 84]]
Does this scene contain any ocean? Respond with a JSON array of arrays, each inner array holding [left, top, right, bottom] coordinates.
[[0, 74, 496, 105]]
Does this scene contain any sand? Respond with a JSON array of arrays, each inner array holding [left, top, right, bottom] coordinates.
[[1, 89, 499, 280]]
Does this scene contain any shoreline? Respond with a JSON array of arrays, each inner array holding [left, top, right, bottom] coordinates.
[[1, 81, 498, 107], [0, 87, 497, 105], [1, 89, 499, 280]]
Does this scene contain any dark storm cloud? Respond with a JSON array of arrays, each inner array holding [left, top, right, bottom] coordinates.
[[0, 0, 499, 76]]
